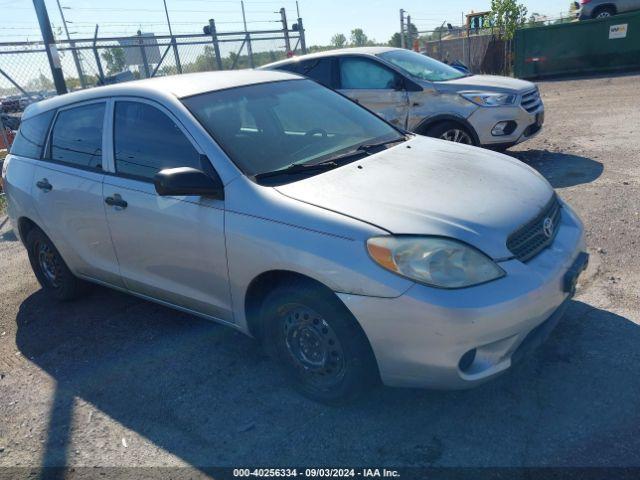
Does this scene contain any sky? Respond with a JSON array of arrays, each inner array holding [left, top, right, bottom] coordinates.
[[3, 0, 574, 46]]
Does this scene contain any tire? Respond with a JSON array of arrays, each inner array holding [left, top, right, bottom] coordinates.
[[424, 121, 477, 146], [261, 282, 378, 404], [593, 6, 615, 18], [26, 227, 89, 301]]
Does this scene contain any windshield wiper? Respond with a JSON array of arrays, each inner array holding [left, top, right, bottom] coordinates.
[[254, 160, 341, 180], [254, 136, 407, 181], [356, 136, 408, 152]]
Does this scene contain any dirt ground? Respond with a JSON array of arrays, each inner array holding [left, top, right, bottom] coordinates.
[[0, 72, 639, 472]]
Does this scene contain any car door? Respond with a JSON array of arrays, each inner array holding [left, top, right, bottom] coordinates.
[[102, 98, 232, 322], [337, 56, 410, 129], [31, 100, 124, 287]]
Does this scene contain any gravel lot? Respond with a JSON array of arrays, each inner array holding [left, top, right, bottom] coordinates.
[[0, 73, 639, 472]]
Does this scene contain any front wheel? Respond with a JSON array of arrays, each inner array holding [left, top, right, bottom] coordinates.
[[261, 283, 378, 404], [26, 227, 89, 301], [593, 6, 615, 18], [424, 121, 477, 146]]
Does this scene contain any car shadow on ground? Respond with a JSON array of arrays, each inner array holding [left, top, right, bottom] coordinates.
[[508, 150, 603, 188], [15, 286, 640, 469]]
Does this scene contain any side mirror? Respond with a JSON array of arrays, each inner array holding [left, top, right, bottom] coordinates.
[[154, 167, 224, 199]]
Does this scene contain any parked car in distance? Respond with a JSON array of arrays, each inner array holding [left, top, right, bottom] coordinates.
[[261, 47, 545, 151], [3, 71, 587, 403], [576, 0, 640, 19], [1, 96, 20, 113]]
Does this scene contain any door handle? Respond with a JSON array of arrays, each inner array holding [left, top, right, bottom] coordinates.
[[36, 179, 52, 192], [104, 194, 128, 209]]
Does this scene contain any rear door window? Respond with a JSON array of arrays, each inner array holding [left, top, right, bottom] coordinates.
[[49, 102, 105, 169], [113, 101, 201, 181], [276, 58, 335, 88], [9, 110, 54, 159]]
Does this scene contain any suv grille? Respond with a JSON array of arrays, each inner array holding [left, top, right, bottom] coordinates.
[[507, 195, 562, 262], [521, 88, 542, 113]]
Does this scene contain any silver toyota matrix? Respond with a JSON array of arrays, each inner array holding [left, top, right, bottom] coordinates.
[[2, 70, 587, 403]]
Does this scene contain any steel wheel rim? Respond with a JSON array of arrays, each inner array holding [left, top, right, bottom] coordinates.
[[281, 304, 346, 386], [38, 242, 61, 288], [440, 128, 473, 144]]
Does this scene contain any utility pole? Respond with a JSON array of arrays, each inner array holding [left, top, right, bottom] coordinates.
[[241, 1, 254, 68], [55, 0, 85, 88], [162, 0, 182, 73], [33, 0, 67, 94], [207, 19, 223, 70], [280, 8, 291, 55], [407, 14, 413, 50], [400, 9, 406, 49]]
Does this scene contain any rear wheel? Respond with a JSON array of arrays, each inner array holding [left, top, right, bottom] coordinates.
[[424, 121, 477, 146], [261, 282, 378, 404], [26, 227, 89, 301], [593, 6, 615, 18]]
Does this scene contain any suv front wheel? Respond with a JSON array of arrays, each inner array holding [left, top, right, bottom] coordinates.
[[424, 121, 477, 146]]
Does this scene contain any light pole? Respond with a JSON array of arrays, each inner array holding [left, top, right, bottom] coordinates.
[[55, 0, 86, 88]]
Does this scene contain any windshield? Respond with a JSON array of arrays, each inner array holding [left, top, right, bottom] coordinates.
[[182, 79, 403, 179], [378, 50, 467, 82]]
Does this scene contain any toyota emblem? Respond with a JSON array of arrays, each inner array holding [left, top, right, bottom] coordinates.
[[542, 217, 554, 238]]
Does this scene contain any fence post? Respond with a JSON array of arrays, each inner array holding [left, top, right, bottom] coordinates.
[[297, 17, 307, 54], [172, 36, 183, 74], [280, 8, 291, 54], [93, 25, 105, 84], [208, 19, 223, 70], [137, 30, 151, 78]]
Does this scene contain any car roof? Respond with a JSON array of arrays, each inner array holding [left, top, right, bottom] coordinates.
[[22, 69, 298, 120], [260, 46, 400, 69]]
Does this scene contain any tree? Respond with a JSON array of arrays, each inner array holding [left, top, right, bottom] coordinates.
[[350, 28, 369, 47], [331, 33, 347, 48], [388, 22, 418, 47], [489, 0, 528, 39], [101, 47, 126, 75]]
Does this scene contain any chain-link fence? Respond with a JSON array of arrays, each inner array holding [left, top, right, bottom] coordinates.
[[417, 28, 511, 75], [0, 23, 306, 107]]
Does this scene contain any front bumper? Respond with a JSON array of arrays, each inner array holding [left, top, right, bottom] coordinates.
[[468, 103, 545, 148], [337, 202, 585, 389]]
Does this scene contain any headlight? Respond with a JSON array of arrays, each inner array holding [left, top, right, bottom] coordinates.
[[461, 92, 516, 107], [366, 236, 505, 288]]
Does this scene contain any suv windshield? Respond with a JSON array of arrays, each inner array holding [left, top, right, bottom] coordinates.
[[378, 49, 467, 82], [182, 79, 403, 181]]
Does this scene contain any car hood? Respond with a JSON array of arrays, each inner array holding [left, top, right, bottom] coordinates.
[[435, 74, 535, 94], [275, 136, 554, 259]]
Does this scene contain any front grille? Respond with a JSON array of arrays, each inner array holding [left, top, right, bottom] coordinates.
[[521, 88, 542, 113], [507, 195, 562, 262]]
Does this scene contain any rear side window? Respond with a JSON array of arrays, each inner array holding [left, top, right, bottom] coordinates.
[[113, 101, 201, 181], [277, 59, 334, 88], [9, 110, 54, 159], [299, 59, 334, 87], [50, 103, 105, 169]]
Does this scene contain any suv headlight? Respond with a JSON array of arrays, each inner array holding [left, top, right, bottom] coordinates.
[[367, 236, 505, 288], [461, 92, 516, 107]]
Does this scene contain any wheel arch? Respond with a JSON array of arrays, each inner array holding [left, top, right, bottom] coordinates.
[[17, 216, 42, 246], [593, 3, 617, 16], [244, 270, 337, 340], [413, 114, 481, 146]]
